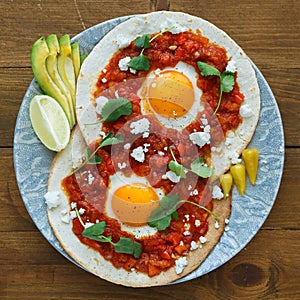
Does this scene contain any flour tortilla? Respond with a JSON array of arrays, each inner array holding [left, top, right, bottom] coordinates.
[[76, 11, 260, 177], [47, 125, 231, 287]]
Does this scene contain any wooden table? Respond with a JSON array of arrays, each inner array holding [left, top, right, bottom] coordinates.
[[1, 1, 299, 299]]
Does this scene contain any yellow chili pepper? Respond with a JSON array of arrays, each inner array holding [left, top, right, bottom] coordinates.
[[220, 173, 233, 198], [230, 163, 246, 196], [242, 148, 259, 185]]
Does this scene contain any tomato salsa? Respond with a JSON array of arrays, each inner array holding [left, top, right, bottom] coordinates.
[[62, 30, 244, 277]]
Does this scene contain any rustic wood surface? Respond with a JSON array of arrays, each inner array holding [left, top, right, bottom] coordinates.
[[1, 0, 299, 299]]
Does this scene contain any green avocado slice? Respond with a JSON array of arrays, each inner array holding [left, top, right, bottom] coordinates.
[[57, 35, 76, 107], [71, 42, 80, 80], [46, 34, 75, 127], [30, 37, 74, 128]]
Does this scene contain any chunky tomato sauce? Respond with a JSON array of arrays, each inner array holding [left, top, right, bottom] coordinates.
[[62, 30, 245, 277]]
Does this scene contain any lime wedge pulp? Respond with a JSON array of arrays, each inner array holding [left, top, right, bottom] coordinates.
[[29, 95, 71, 151]]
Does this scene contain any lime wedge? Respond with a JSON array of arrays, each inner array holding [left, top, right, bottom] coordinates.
[[29, 95, 70, 151]]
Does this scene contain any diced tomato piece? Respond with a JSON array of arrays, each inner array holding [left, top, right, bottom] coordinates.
[[148, 264, 161, 277]]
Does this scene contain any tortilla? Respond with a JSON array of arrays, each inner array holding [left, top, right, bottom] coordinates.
[[76, 11, 260, 177], [47, 125, 231, 287]]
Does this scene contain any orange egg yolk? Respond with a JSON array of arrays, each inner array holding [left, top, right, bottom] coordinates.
[[111, 183, 159, 226], [147, 70, 194, 118]]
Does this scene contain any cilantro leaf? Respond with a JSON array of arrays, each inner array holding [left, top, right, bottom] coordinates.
[[134, 34, 151, 49], [197, 61, 221, 77], [82, 222, 106, 240], [168, 160, 187, 178], [128, 54, 150, 71], [190, 158, 213, 178], [101, 97, 132, 122], [114, 238, 142, 258], [99, 132, 124, 147], [220, 71, 235, 93], [148, 194, 181, 231], [88, 154, 102, 164]]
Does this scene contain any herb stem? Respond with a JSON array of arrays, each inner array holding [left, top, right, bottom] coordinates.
[[75, 207, 86, 228], [149, 25, 175, 43], [214, 89, 223, 115], [177, 199, 219, 222]]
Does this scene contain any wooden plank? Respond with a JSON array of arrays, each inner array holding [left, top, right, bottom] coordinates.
[[0, 230, 298, 299]]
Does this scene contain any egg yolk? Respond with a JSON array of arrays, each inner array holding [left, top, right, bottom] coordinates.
[[111, 183, 159, 226], [147, 70, 194, 118]]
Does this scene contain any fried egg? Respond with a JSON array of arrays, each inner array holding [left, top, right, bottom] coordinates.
[[139, 61, 204, 131], [105, 172, 165, 238]]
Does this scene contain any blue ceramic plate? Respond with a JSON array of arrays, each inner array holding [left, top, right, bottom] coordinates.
[[14, 16, 284, 284]]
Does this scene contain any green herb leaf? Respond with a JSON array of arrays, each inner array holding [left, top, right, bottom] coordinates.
[[114, 238, 142, 259], [101, 97, 133, 122], [168, 160, 187, 178], [148, 194, 181, 231], [82, 222, 106, 241], [220, 71, 235, 93], [99, 132, 124, 147], [88, 154, 102, 164], [190, 157, 213, 178], [197, 61, 221, 77], [134, 34, 151, 49], [128, 54, 150, 71]]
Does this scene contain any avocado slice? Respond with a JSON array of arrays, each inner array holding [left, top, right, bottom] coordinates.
[[46, 34, 75, 127], [71, 42, 80, 80], [57, 35, 76, 107], [31, 37, 74, 128]]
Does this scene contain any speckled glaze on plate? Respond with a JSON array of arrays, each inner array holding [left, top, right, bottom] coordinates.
[[13, 15, 284, 284]]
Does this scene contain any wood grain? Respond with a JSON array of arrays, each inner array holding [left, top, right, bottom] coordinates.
[[0, 0, 299, 298]]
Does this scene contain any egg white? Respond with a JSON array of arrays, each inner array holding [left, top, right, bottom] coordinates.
[[105, 172, 164, 239], [139, 61, 204, 131]]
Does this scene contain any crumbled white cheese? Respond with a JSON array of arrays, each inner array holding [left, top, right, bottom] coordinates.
[[199, 236, 207, 244], [189, 131, 210, 147], [142, 132, 149, 138], [102, 68, 107, 74], [192, 189, 198, 196], [215, 221, 220, 229], [124, 143, 131, 150], [130, 118, 150, 135], [228, 151, 242, 164], [204, 125, 211, 133], [101, 77, 107, 83], [143, 143, 151, 153], [131, 146, 145, 163], [225, 226, 230, 232], [240, 104, 253, 118], [190, 241, 199, 250], [118, 56, 131, 71], [118, 162, 127, 169], [212, 185, 224, 200], [175, 257, 188, 274], [184, 214, 190, 221], [184, 223, 190, 230], [84, 222, 95, 228], [115, 37, 130, 49], [179, 241, 184, 246], [158, 151, 165, 156], [164, 171, 181, 183], [200, 118, 208, 126], [195, 219, 201, 227], [70, 210, 77, 219], [44, 191, 61, 209], [95, 96, 109, 115], [226, 59, 237, 73], [61, 214, 70, 224], [188, 185, 193, 191], [78, 208, 85, 215], [225, 218, 230, 224], [118, 56, 136, 74], [70, 202, 77, 209], [87, 172, 95, 185], [183, 230, 191, 236]]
